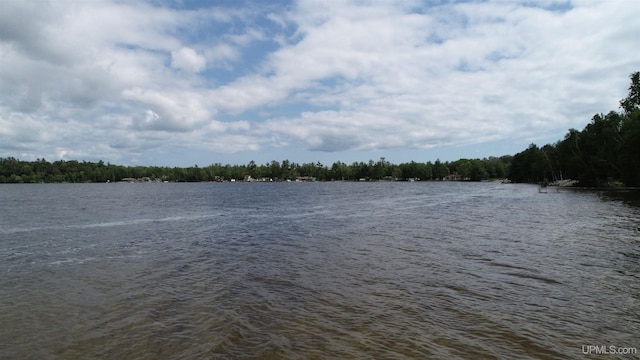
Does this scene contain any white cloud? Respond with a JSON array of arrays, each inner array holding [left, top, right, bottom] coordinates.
[[171, 47, 207, 73], [203, 43, 240, 69], [240, 0, 640, 153], [0, 0, 638, 166], [122, 88, 213, 131]]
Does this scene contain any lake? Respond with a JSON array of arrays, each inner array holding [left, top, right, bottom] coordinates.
[[1, 182, 638, 359]]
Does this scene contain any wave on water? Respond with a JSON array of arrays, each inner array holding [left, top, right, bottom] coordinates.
[[48, 254, 144, 267], [2, 182, 639, 359], [0, 213, 221, 235]]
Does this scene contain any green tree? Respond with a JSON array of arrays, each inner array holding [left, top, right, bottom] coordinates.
[[619, 71, 640, 185], [433, 159, 449, 180], [620, 71, 640, 114], [331, 161, 351, 180], [510, 144, 547, 183]]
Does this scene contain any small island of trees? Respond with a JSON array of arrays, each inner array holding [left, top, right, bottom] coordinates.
[[1, 72, 638, 186]]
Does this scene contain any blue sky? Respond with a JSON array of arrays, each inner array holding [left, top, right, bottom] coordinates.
[[1, 0, 639, 167]]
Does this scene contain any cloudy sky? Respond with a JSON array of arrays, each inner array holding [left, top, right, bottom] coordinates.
[[1, 0, 638, 167]]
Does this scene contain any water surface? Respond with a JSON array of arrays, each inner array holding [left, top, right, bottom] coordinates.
[[1, 182, 638, 359]]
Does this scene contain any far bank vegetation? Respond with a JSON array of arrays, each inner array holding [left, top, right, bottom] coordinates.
[[0, 156, 510, 183]]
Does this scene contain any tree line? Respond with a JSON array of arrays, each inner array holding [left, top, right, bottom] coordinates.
[[509, 72, 640, 186], [0, 156, 511, 183], [1, 71, 638, 186]]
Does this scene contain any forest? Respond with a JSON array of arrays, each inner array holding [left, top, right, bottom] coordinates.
[[509, 71, 640, 186], [1, 72, 638, 186], [0, 156, 511, 183]]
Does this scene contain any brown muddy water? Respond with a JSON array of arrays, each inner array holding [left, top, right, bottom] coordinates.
[[1, 182, 638, 359]]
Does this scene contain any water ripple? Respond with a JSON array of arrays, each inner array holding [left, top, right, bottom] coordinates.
[[1, 183, 639, 359]]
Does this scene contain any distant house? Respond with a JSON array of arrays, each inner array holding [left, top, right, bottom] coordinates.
[[120, 177, 153, 183], [296, 176, 316, 182], [443, 172, 462, 181]]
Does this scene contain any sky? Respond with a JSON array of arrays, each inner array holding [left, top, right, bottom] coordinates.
[[1, 0, 639, 167]]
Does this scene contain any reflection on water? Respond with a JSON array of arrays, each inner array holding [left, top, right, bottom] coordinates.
[[600, 188, 640, 209], [0, 183, 638, 359]]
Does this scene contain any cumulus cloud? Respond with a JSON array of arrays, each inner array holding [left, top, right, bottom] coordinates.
[[171, 47, 207, 73], [122, 88, 213, 131], [0, 0, 638, 166], [245, 0, 640, 153]]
